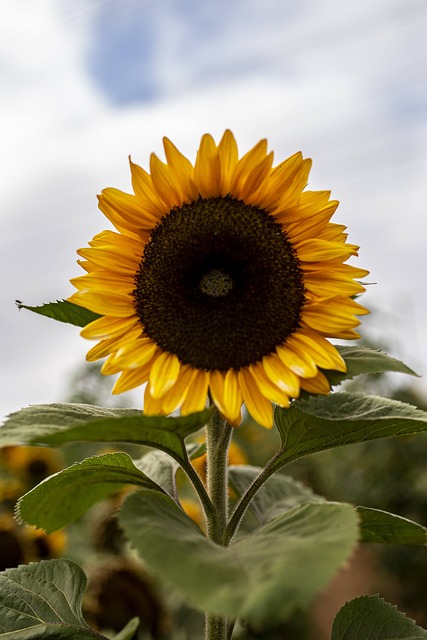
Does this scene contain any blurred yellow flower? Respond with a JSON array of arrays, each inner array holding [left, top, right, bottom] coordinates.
[[1, 446, 62, 485]]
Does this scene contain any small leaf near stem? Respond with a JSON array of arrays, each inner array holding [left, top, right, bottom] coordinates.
[[205, 407, 233, 640]]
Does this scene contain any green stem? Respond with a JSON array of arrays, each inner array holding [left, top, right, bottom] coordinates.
[[206, 613, 228, 640], [222, 448, 283, 545], [206, 408, 232, 542], [204, 407, 233, 640], [180, 456, 215, 523]]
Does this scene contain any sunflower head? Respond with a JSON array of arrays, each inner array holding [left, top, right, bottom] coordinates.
[[1, 446, 63, 486], [69, 131, 369, 428], [23, 526, 67, 559], [0, 516, 26, 570]]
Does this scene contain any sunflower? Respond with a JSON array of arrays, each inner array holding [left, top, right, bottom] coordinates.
[[1, 445, 62, 485], [69, 131, 368, 428]]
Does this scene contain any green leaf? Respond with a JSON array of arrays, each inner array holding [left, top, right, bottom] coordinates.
[[189, 441, 206, 460], [16, 452, 162, 533], [0, 558, 106, 638], [119, 489, 358, 626], [356, 506, 427, 545], [0, 403, 210, 464], [228, 468, 427, 546], [135, 449, 179, 500], [229, 465, 323, 527], [16, 299, 100, 327], [111, 617, 140, 640], [331, 594, 427, 639], [324, 346, 418, 386], [274, 393, 427, 467]]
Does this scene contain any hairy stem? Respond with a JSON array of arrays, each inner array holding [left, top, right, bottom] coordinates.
[[205, 407, 233, 639], [181, 455, 215, 522], [222, 448, 283, 545]]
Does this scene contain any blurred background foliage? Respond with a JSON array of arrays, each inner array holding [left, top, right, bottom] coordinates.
[[1, 315, 427, 638]]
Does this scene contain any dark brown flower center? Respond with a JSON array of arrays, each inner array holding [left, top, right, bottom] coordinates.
[[133, 195, 305, 371]]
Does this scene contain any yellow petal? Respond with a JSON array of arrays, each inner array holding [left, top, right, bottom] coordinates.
[[287, 330, 347, 372], [99, 189, 159, 231], [150, 153, 184, 209], [275, 344, 318, 378], [88, 228, 143, 253], [271, 158, 312, 211], [101, 189, 160, 227], [97, 195, 146, 237], [275, 190, 333, 223], [238, 152, 274, 202], [209, 370, 227, 418], [333, 328, 361, 340], [223, 369, 243, 425], [257, 152, 303, 210], [304, 276, 366, 300], [161, 365, 197, 414], [128, 158, 167, 213], [77, 247, 140, 276], [149, 351, 181, 399], [76, 259, 95, 272], [230, 139, 268, 196], [248, 362, 291, 408], [81, 315, 139, 340], [101, 353, 124, 375], [70, 272, 135, 294], [318, 222, 348, 242], [283, 202, 337, 243], [112, 338, 158, 370], [262, 354, 300, 397], [194, 134, 221, 197], [209, 370, 242, 426], [86, 338, 120, 362], [163, 137, 199, 201], [301, 298, 369, 335], [144, 384, 165, 415], [181, 370, 209, 414], [300, 370, 331, 395], [218, 130, 239, 195], [238, 368, 273, 429], [112, 361, 152, 394], [295, 239, 356, 262], [86, 326, 142, 362], [68, 291, 134, 318]]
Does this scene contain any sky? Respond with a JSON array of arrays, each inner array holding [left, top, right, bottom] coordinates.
[[1, 0, 427, 421]]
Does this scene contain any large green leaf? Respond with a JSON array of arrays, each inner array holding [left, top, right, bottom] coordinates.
[[16, 299, 100, 327], [119, 489, 358, 626], [16, 452, 162, 533], [331, 594, 427, 639], [229, 465, 323, 527], [324, 346, 418, 386], [356, 506, 427, 545], [0, 403, 210, 463], [0, 558, 112, 638], [274, 393, 427, 467]]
